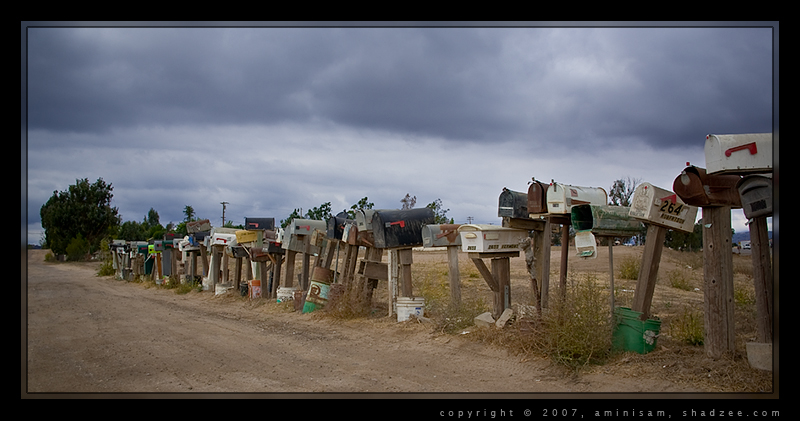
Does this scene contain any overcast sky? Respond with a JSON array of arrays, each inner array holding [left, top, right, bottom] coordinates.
[[22, 22, 777, 246]]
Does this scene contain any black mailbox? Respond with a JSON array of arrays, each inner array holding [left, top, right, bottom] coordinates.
[[526, 178, 549, 216], [192, 231, 210, 243], [498, 188, 529, 219], [737, 175, 773, 219], [372, 208, 435, 249], [326, 212, 353, 241], [245, 217, 275, 231]]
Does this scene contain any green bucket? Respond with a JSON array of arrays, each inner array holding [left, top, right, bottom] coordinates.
[[612, 307, 661, 354]]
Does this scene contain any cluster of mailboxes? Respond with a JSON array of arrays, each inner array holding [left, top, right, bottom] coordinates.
[[351, 208, 435, 249], [499, 180, 608, 219]]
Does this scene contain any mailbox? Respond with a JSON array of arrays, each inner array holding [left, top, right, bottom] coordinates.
[[527, 178, 550, 216], [186, 219, 212, 234], [705, 133, 772, 175], [153, 240, 165, 252], [355, 209, 380, 232], [134, 242, 149, 254], [629, 182, 698, 233], [327, 212, 353, 241], [178, 236, 199, 252], [737, 175, 773, 219], [226, 245, 249, 259], [282, 219, 326, 253], [235, 229, 260, 245], [371, 208, 435, 249], [673, 165, 742, 208], [546, 181, 608, 215], [244, 217, 275, 231], [192, 231, 210, 244], [210, 227, 238, 247], [571, 204, 643, 237], [421, 224, 462, 248], [498, 188, 529, 219], [458, 224, 529, 253]]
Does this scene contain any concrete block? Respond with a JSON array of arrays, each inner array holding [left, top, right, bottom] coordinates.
[[474, 312, 495, 328], [746, 342, 772, 371], [495, 308, 514, 329]]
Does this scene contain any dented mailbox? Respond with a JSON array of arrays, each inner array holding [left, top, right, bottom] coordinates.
[[421, 224, 462, 248], [705, 133, 772, 175], [571, 205, 642, 259], [737, 175, 773, 219], [186, 219, 212, 234], [371, 208, 435, 249], [498, 188, 529, 219], [527, 178, 550, 216], [327, 212, 353, 241], [546, 181, 608, 215], [629, 182, 698, 233], [673, 165, 742, 208], [457, 224, 529, 253], [282, 219, 326, 253]]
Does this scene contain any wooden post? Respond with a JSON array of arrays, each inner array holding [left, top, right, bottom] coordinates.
[[447, 245, 461, 308], [209, 248, 220, 290], [491, 257, 511, 319], [222, 253, 230, 285], [301, 236, 311, 291], [234, 257, 243, 291], [608, 240, 616, 318], [171, 249, 178, 282], [749, 215, 773, 343], [559, 223, 569, 302], [200, 246, 209, 277], [270, 255, 283, 299], [632, 224, 667, 319], [702, 206, 735, 358], [283, 249, 297, 288], [398, 248, 414, 297], [389, 249, 399, 316], [536, 218, 552, 309]]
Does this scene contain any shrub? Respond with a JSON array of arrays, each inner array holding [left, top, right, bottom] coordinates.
[[617, 256, 640, 280], [667, 268, 693, 291], [669, 307, 704, 345], [65, 234, 90, 261]]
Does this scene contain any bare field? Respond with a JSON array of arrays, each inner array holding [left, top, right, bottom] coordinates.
[[24, 245, 774, 396]]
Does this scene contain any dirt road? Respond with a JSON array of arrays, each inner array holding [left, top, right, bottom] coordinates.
[[24, 248, 765, 400]]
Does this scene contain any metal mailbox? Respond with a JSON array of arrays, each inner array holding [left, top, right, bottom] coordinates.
[[546, 181, 608, 215], [244, 217, 275, 231], [673, 165, 742, 208], [235, 229, 260, 245], [737, 175, 773, 219], [371, 208, 435, 249], [226, 245, 249, 259], [327, 212, 353, 241], [421, 224, 462, 248], [186, 219, 212, 234], [498, 188, 529, 219], [178, 236, 199, 252], [282, 219, 326, 253], [192, 231, 210, 245], [355, 209, 380, 232], [629, 182, 698, 233], [527, 178, 550, 216], [571, 204, 643, 237], [705, 133, 772, 175], [153, 240, 165, 252], [210, 227, 238, 247], [457, 224, 529, 253], [134, 241, 149, 254]]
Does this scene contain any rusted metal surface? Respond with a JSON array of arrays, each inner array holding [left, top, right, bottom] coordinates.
[[673, 165, 742, 208], [421, 223, 462, 248], [527, 178, 549, 216]]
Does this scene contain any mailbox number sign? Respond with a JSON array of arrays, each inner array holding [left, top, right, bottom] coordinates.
[[658, 195, 686, 225]]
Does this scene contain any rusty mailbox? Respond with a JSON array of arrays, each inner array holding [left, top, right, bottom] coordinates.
[[629, 182, 698, 233], [421, 224, 462, 248], [546, 181, 608, 215], [371, 208, 435, 249], [498, 188, 529, 219], [673, 165, 742, 208], [527, 178, 550, 216], [737, 175, 773, 219], [705, 133, 772, 175], [186, 219, 212, 234]]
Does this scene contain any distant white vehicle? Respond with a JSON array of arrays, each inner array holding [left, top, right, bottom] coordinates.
[[740, 240, 751, 250]]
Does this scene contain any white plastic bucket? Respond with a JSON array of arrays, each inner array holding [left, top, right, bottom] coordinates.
[[397, 297, 425, 322], [277, 286, 299, 303]]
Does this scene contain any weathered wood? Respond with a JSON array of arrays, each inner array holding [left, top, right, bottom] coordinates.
[[702, 206, 735, 358], [632, 224, 667, 319], [559, 224, 570, 302], [200, 246, 209, 277], [388, 249, 399, 316], [259, 261, 268, 298], [222, 253, 229, 284], [491, 257, 511, 319], [234, 257, 243, 290], [270, 255, 282, 299], [447, 245, 462, 308], [283, 249, 297, 288], [398, 248, 414, 297], [360, 260, 389, 281], [535, 218, 551, 308], [470, 257, 498, 292], [608, 242, 615, 319], [750, 216, 773, 343]]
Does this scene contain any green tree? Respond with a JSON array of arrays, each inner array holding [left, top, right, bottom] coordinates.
[[40, 177, 121, 255], [401, 194, 416, 210], [183, 205, 196, 222], [305, 202, 332, 221], [425, 198, 451, 224], [347, 197, 375, 219], [609, 176, 641, 206]]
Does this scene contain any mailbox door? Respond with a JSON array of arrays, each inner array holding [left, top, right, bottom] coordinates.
[[737, 175, 773, 219], [527, 180, 549, 215], [705, 133, 772, 175], [421, 224, 462, 248], [355, 209, 380, 232], [498, 188, 529, 219], [245, 217, 275, 231], [372, 208, 435, 249], [327, 213, 353, 241]]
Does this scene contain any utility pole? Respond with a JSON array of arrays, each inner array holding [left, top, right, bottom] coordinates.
[[467, 216, 474, 224], [220, 201, 229, 226]]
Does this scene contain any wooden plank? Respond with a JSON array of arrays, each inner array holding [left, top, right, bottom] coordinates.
[[283, 249, 297, 288], [467, 252, 519, 259], [750, 216, 773, 343], [632, 224, 666, 319], [471, 257, 498, 292], [447, 245, 461, 308], [398, 248, 414, 297], [702, 206, 735, 358], [491, 257, 511, 319], [360, 260, 389, 281]]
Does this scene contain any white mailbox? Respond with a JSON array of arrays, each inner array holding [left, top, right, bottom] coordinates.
[[629, 182, 698, 233], [209, 227, 238, 247], [546, 181, 608, 215], [457, 224, 529, 253], [705, 133, 772, 175]]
